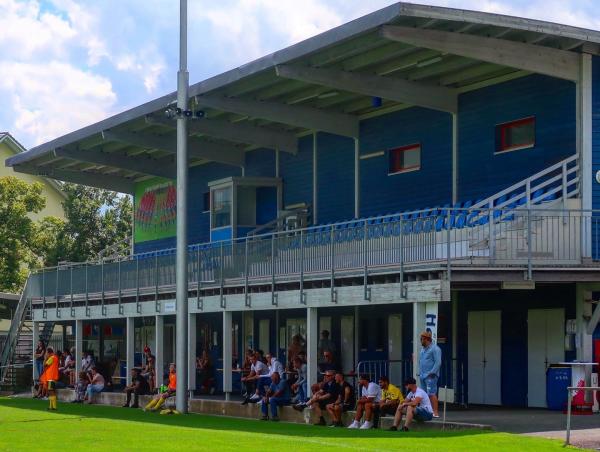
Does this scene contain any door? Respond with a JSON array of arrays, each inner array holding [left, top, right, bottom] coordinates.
[[340, 316, 354, 374], [468, 310, 501, 405], [388, 314, 403, 384], [527, 308, 565, 407]]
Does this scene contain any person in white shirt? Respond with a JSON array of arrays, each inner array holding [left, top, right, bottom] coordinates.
[[347, 374, 381, 429], [241, 354, 269, 405], [389, 377, 433, 431]]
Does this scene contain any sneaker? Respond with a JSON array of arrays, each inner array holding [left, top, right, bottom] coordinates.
[[433, 414, 440, 418], [347, 420, 360, 429], [360, 421, 373, 430], [292, 403, 306, 412], [388, 426, 397, 431], [256, 400, 263, 407], [328, 421, 337, 427], [314, 417, 326, 426], [249, 394, 260, 401], [402, 426, 409, 432]]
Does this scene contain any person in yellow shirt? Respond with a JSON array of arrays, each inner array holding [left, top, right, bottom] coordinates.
[[373, 376, 404, 427], [144, 363, 176, 412], [43, 347, 60, 411]]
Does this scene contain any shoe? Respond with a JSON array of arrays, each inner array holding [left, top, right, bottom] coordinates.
[[249, 394, 260, 402], [433, 414, 440, 418], [360, 421, 373, 430], [314, 417, 326, 426], [402, 426, 409, 432], [271, 417, 280, 422], [241, 398, 249, 406], [388, 426, 397, 431], [292, 404, 305, 412], [256, 400, 263, 407], [260, 415, 269, 421], [130, 404, 139, 409], [122, 404, 130, 408], [328, 422, 337, 427], [347, 420, 360, 429]]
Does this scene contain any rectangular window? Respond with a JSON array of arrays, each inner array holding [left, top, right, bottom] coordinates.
[[211, 186, 232, 228], [388, 143, 421, 174], [495, 116, 535, 153]]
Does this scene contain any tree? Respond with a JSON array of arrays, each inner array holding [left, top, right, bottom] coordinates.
[[39, 184, 133, 266], [0, 176, 46, 292]]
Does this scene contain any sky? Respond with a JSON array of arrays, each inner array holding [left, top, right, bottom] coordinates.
[[1, 0, 599, 149]]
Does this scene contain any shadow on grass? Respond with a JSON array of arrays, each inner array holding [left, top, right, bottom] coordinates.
[[0, 397, 494, 440]]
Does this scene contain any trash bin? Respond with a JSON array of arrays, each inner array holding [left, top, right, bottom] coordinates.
[[546, 366, 571, 411]]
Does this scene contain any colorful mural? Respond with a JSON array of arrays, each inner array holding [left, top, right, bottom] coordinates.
[[134, 178, 176, 243]]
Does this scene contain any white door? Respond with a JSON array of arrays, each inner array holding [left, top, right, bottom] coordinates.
[[388, 314, 403, 384], [527, 308, 565, 407], [340, 316, 354, 374], [468, 311, 501, 405], [259, 319, 270, 354]]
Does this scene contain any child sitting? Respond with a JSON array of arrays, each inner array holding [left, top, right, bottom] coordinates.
[[73, 371, 88, 403]]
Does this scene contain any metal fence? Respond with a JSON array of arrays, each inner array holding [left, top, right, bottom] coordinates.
[[26, 208, 599, 306]]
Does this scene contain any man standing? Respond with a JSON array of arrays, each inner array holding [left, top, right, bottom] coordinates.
[[43, 347, 59, 411], [418, 330, 441, 418], [347, 374, 381, 429], [389, 377, 433, 431], [123, 368, 150, 408], [260, 372, 290, 421]]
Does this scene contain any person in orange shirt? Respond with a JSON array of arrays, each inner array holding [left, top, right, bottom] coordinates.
[[144, 363, 176, 412], [43, 347, 60, 411]]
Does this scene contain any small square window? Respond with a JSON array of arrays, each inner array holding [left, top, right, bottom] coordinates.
[[389, 143, 421, 175], [202, 192, 210, 213], [495, 117, 535, 153]]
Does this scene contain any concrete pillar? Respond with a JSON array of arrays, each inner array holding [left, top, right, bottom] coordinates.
[[155, 315, 164, 387], [307, 307, 318, 396], [188, 313, 197, 392], [576, 284, 594, 362], [126, 317, 135, 375], [354, 306, 359, 370], [75, 320, 83, 377], [451, 292, 458, 400], [413, 301, 439, 384], [32, 321, 39, 381], [223, 311, 232, 400]]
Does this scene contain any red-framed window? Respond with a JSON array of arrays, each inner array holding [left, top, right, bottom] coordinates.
[[495, 116, 535, 153], [388, 143, 421, 175]]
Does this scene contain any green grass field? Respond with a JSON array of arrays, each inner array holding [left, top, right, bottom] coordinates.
[[0, 397, 579, 451]]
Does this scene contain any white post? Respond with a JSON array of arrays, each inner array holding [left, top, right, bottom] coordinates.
[[354, 305, 360, 371], [307, 307, 318, 396], [126, 317, 135, 375], [576, 284, 594, 362], [188, 313, 197, 392], [155, 315, 164, 387], [578, 53, 592, 258], [32, 321, 39, 381], [451, 292, 458, 401], [412, 302, 425, 383], [75, 320, 83, 377], [222, 311, 232, 400]]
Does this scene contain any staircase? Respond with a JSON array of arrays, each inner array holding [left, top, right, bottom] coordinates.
[[0, 279, 56, 391]]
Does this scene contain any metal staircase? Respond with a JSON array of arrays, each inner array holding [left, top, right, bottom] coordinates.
[[0, 279, 56, 391]]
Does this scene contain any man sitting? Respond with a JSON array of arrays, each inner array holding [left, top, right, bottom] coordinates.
[[297, 370, 338, 426], [347, 374, 381, 429], [144, 363, 177, 412], [290, 357, 307, 406], [259, 371, 290, 422], [389, 377, 434, 431], [326, 372, 355, 427], [123, 368, 150, 408], [241, 353, 269, 405], [373, 376, 404, 427], [83, 367, 105, 404]]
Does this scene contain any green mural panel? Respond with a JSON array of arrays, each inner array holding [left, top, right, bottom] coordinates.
[[134, 177, 176, 243]]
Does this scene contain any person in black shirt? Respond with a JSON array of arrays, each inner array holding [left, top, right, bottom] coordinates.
[[326, 372, 355, 427], [123, 368, 150, 408], [301, 370, 339, 426]]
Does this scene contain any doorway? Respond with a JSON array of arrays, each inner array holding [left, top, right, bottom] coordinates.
[[467, 310, 501, 405]]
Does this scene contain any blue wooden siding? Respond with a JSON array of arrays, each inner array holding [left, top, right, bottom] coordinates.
[[244, 148, 276, 177], [316, 132, 355, 223], [359, 107, 453, 217], [280, 135, 313, 209], [591, 56, 600, 259], [458, 74, 576, 202]]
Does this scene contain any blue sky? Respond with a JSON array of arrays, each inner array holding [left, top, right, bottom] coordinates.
[[1, 0, 599, 148]]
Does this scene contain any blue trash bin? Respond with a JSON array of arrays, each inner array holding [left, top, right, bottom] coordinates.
[[546, 366, 571, 410]]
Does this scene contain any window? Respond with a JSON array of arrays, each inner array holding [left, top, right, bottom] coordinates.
[[211, 186, 232, 228], [495, 116, 535, 153], [388, 143, 421, 174], [202, 192, 210, 213]]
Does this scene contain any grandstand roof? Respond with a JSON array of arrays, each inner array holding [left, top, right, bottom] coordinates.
[[6, 2, 600, 193]]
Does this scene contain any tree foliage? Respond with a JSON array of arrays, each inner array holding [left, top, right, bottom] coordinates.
[[0, 176, 46, 292]]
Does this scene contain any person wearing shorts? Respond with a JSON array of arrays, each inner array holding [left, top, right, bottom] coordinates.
[[389, 377, 434, 431], [326, 372, 355, 427], [373, 376, 404, 427], [418, 330, 441, 417], [301, 370, 338, 426]]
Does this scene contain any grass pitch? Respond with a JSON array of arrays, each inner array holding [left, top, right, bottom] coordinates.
[[0, 397, 578, 451]]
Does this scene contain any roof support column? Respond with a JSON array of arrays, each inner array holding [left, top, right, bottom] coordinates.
[[452, 113, 459, 204], [306, 307, 318, 397], [578, 53, 593, 258], [222, 310, 233, 400], [313, 133, 318, 225], [354, 138, 360, 219], [126, 317, 135, 376], [188, 313, 197, 393], [74, 320, 83, 379], [32, 321, 39, 381], [175, 0, 189, 414], [155, 315, 164, 388]]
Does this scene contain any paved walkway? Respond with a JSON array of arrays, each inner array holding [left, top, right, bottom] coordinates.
[[446, 407, 600, 449]]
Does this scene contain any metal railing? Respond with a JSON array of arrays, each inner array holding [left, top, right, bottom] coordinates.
[[356, 359, 413, 387], [0, 279, 32, 382], [25, 207, 599, 307], [565, 386, 599, 446]]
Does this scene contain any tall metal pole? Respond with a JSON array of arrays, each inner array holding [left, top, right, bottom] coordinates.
[[175, 0, 189, 414]]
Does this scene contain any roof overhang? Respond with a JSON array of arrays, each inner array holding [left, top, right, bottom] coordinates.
[[6, 2, 600, 192]]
